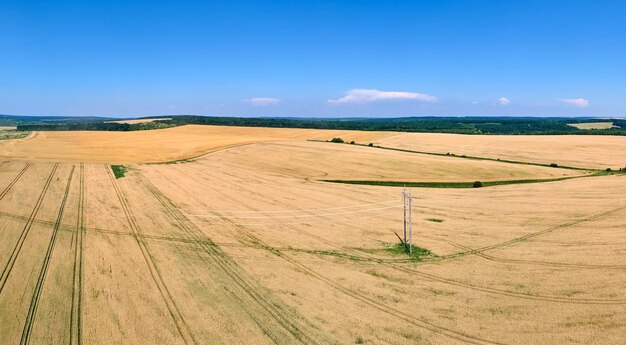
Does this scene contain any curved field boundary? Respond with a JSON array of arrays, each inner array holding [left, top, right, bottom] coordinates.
[[143, 142, 261, 165], [70, 164, 85, 345], [21, 165, 75, 345], [0, 164, 58, 295], [149, 168, 503, 345], [136, 172, 329, 345], [104, 165, 197, 345]]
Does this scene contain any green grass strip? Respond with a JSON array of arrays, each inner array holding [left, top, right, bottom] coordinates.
[[321, 175, 589, 188]]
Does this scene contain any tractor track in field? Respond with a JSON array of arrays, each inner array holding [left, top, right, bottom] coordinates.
[[70, 164, 85, 345], [448, 242, 626, 270], [0, 163, 30, 201], [135, 171, 328, 345], [256, 186, 626, 304], [191, 159, 626, 266], [168, 166, 626, 307], [390, 263, 626, 305], [0, 207, 396, 266], [0, 164, 58, 296], [527, 239, 626, 246], [21, 165, 75, 345], [232, 181, 626, 305], [0, 209, 109, 237], [437, 205, 626, 261], [146, 167, 503, 345], [104, 165, 197, 345]]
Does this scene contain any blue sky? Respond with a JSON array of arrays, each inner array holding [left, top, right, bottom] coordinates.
[[1, 0, 625, 118]]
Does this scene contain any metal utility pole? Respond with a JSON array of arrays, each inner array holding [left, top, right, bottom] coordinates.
[[408, 190, 413, 254], [402, 187, 407, 251], [402, 187, 413, 254]]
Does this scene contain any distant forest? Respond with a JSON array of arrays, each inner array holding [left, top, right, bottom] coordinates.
[[6, 114, 626, 135]]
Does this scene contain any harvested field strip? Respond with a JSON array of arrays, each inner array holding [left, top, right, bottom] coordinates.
[[104, 165, 196, 345], [70, 164, 85, 345], [375, 133, 626, 170], [150, 170, 502, 345], [321, 176, 586, 188], [313, 140, 594, 171], [448, 242, 626, 270], [568, 122, 617, 130], [0, 164, 30, 200], [0, 164, 58, 295], [21, 165, 75, 345], [136, 172, 327, 345]]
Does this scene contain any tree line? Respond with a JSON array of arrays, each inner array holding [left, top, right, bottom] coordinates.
[[15, 115, 626, 135]]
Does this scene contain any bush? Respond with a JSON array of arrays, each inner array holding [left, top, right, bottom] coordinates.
[[368, 143, 374, 147], [111, 165, 127, 179], [606, 168, 612, 172], [330, 137, 344, 143], [350, 141, 355, 144], [473, 181, 482, 188], [549, 163, 559, 167]]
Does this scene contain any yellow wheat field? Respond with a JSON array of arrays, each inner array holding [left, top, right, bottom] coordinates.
[[0, 126, 625, 344]]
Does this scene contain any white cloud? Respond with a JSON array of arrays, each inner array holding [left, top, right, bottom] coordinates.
[[328, 89, 437, 104], [498, 97, 511, 106], [247, 97, 280, 106], [471, 101, 479, 105], [558, 98, 589, 108]]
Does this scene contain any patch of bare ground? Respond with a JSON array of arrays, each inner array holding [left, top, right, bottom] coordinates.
[[106, 118, 173, 124]]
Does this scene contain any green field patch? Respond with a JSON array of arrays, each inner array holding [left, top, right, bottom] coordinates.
[[111, 165, 127, 179], [0, 130, 29, 140], [384, 242, 435, 261]]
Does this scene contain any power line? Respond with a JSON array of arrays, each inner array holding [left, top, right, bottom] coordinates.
[[185, 199, 398, 214], [186, 205, 400, 219]]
